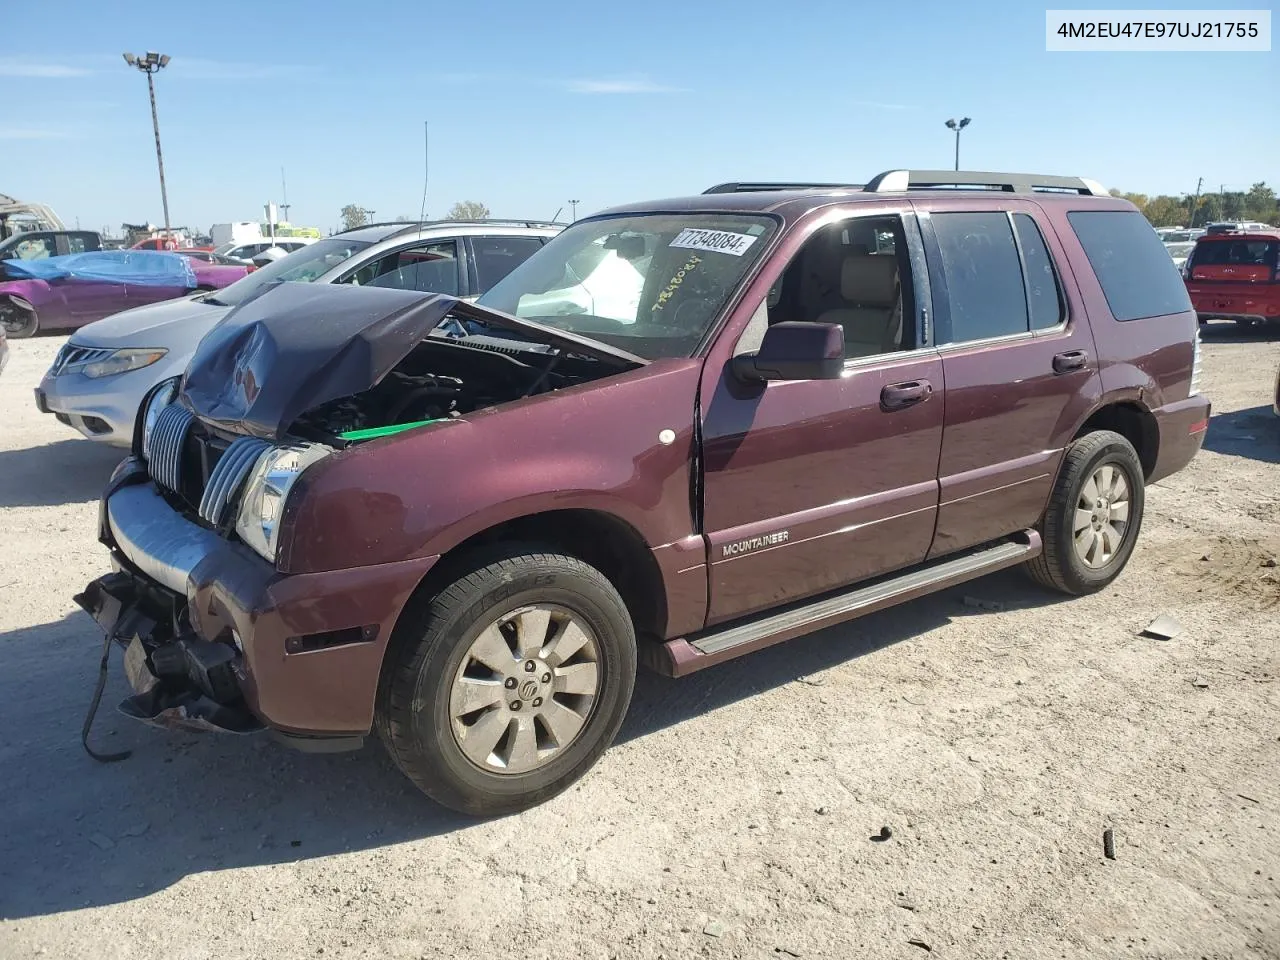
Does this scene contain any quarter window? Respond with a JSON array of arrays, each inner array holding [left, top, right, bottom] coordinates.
[[932, 212, 1028, 342], [1067, 210, 1193, 321]]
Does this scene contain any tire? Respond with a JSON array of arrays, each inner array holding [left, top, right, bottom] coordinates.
[[377, 545, 637, 816], [0, 299, 38, 339], [1025, 430, 1146, 596]]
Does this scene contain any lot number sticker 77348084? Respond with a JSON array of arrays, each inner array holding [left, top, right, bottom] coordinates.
[[669, 228, 758, 257]]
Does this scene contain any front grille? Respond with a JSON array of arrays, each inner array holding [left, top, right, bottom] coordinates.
[[51, 345, 114, 376], [198, 436, 270, 526], [145, 404, 195, 493]]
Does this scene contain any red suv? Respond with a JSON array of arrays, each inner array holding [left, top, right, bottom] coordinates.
[[1185, 230, 1280, 327], [78, 169, 1209, 814]]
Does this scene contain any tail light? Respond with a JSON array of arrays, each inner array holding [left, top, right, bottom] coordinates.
[[1189, 327, 1203, 397]]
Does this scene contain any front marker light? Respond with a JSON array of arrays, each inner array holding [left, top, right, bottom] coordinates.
[[234, 444, 332, 563], [81, 348, 167, 379]]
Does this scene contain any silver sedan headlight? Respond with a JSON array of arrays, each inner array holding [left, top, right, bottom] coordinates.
[[81, 347, 167, 379], [234, 444, 332, 562], [140, 377, 181, 459]]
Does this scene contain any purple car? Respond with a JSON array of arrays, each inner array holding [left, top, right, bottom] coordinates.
[[0, 250, 247, 338]]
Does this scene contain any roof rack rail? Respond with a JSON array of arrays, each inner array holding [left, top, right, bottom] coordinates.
[[863, 170, 1109, 197], [340, 218, 566, 236], [703, 181, 862, 194]]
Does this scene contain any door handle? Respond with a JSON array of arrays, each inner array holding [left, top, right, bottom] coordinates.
[[880, 379, 933, 411], [1052, 350, 1088, 374]]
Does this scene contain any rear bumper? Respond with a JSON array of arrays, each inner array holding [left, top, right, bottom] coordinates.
[[1148, 394, 1211, 485], [1188, 283, 1280, 323], [81, 460, 438, 740]]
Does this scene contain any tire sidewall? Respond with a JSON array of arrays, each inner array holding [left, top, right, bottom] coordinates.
[[404, 559, 635, 813], [1, 301, 38, 339], [1055, 436, 1145, 591]]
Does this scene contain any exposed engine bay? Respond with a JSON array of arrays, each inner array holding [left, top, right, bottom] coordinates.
[[290, 330, 617, 443]]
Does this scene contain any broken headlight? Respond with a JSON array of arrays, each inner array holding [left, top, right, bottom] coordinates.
[[139, 376, 181, 460], [234, 444, 332, 563]]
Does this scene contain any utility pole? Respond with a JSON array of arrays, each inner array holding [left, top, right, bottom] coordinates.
[[1187, 176, 1203, 227], [280, 167, 291, 224], [944, 117, 971, 171], [124, 52, 172, 235], [569, 200, 580, 222]]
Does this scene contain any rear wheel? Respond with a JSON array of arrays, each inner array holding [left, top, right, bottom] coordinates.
[[377, 546, 636, 816], [0, 298, 38, 338], [1026, 430, 1146, 595]]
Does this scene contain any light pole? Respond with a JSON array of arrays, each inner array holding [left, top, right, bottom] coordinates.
[[124, 52, 172, 235], [944, 117, 971, 172], [569, 199, 580, 222]]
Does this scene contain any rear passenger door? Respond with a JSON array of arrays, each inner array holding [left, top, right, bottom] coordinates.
[[915, 199, 1100, 558]]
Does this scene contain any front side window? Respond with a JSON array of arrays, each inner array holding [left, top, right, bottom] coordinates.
[[354, 240, 460, 295], [1069, 210, 1193, 321], [478, 213, 777, 360], [761, 215, 913, 359], [932, 212, 1029, 342], [203, 237, 372, 307], [472, 236, 547, 293]]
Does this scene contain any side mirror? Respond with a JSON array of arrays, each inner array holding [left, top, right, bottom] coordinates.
[[731, 322, 844, 382]]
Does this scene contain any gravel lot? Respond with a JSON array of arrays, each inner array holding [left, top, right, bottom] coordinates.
[[1, 328, 1277, 960]]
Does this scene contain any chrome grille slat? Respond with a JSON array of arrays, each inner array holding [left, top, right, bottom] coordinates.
[[147, 404, 193, 493], [198, 436, 270, 526]]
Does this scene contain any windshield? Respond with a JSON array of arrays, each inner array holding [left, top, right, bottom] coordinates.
[[476, 213, 777, 359], [1165, 242, 1196, 258], [204, 237, 372, 307]]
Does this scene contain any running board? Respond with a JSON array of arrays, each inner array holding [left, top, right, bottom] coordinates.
[[654, 531, 1040, 677]]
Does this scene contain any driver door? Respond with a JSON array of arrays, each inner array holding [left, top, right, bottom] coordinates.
[[699, 207, 944, 625]]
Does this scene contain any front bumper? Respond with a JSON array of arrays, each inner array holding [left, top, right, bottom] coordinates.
[[79, 460, 438, 742], [36, 356, 184, 446]]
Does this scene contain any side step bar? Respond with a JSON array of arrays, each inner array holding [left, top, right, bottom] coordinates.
[[654, 531, 1040, 677]]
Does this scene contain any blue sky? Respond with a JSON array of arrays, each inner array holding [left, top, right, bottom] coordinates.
[[2, 0, 1275, 235]]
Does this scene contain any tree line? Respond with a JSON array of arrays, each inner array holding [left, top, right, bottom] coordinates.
[[339, 201, 490, 231], [1110, 182, 1276, 228]]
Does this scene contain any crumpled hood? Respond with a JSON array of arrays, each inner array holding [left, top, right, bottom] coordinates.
[[182, 282, 454, 439], [181, 281, 645, 440], [69, 294, 228, 349]]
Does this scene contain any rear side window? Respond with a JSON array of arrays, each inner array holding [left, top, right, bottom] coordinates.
[[1012, 214, 1064, 330], [931, 212, 1028, 342], [472, 236, 546, 293], [1067, 210, 1192, 321]]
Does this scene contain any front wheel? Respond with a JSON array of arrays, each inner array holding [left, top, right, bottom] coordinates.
[[0, 298, 38, 338], [1025, 430, 1146, 595], [377, 547, 637, 816]]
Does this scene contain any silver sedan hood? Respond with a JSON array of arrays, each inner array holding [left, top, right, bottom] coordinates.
[[68, 293, 229, 350]]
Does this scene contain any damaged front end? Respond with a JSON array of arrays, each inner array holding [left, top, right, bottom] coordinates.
[[76, 506, 262, 741], [77, 281, 643, 755]]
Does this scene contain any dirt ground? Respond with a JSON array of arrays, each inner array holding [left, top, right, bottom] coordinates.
[[0, 327, 1277, 960]]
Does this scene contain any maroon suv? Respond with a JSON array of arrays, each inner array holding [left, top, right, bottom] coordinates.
[[78, 169, 1209, 814]]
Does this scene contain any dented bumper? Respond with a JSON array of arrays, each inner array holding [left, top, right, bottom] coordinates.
[[81, 458, 439, 745]]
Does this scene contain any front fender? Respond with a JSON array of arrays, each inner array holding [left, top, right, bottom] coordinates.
[[279, 359, 704, 574], [0, 279, 53, 309]]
